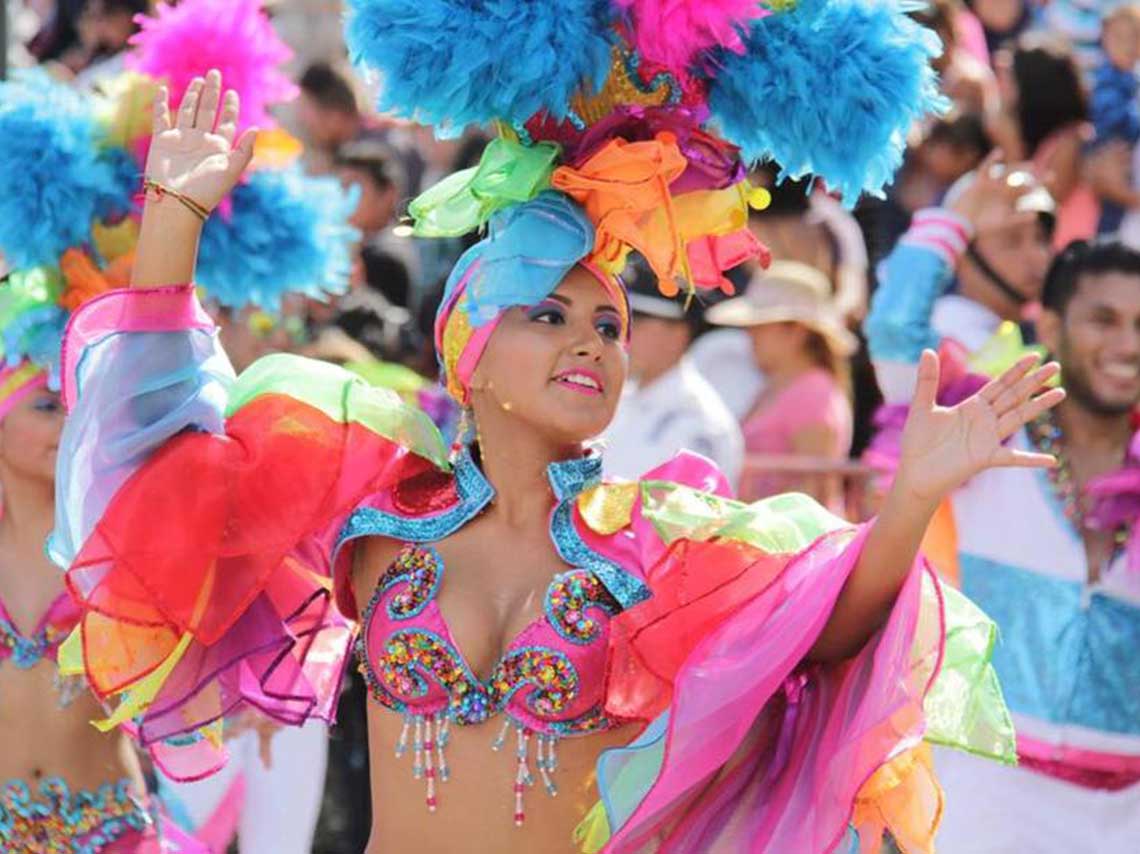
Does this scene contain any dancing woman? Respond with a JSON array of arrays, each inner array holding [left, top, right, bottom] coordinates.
[[49, 64, 1067, 853], [0, 275, 202, 852]]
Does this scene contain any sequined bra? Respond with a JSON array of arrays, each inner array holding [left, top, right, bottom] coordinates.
[[0, 592, 85, 708], [339, 450, 651, 825], [0, 593, 78, 671]]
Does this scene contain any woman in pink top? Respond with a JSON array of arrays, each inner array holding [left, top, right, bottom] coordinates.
[[707, 262, 856, 511]]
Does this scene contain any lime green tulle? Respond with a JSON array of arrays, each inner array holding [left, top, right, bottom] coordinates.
[[968, 321, 1055, 386], [923, 584, 1017, 764], [225, 353, 449, 469], [344, 359, 428, 394], [573, 799, 612, 854], [639, 482, 849, 551], [407, 137, 560, 238]]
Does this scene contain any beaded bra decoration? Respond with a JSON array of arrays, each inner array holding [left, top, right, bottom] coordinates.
[[341, 451, 648, 826], [0, 593, 86, 708]]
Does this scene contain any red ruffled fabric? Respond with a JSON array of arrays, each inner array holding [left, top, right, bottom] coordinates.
[[65, 392, 437, 755]]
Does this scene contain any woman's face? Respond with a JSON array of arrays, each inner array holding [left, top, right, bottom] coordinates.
[[470, 267, 628, 445], [0, 387, 63, 486], [973, 0, 1024, 33], [749, 321, 809, 373]]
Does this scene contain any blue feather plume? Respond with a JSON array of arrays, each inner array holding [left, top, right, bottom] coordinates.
[[196, 167, 360, 310], [707, 0, 946, 207], [344, 0, 614, 134], [0, 71, 136, 269]]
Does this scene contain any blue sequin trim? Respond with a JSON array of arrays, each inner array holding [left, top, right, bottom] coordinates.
[[566, 110, 588, 131], [0, 776, 150, 853], [549, 501, 650, 611], [546, 454, 603, 502], [545, 453, 651, 609], [349, 450, 648, 735], [335, 448, 494, 551], [541, 703, 614, 737], [511, 122, 535, 147], [621, 45, 683, 106]]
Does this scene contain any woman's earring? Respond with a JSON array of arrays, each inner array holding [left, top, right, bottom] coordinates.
[[451, 407, 475, 460]]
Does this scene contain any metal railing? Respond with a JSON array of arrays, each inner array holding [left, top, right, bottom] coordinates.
[[738, 454, 883, 522]]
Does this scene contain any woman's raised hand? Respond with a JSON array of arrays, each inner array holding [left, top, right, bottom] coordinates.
[[145, 69, 257, 214], [894, 350, 1065, 505]]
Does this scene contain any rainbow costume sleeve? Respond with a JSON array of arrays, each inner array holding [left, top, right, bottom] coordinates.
[[51, 285, 448, 780], [565, 460, 1021, 852], [571, 457, 1015, 853]]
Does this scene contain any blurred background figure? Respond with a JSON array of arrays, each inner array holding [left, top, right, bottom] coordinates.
[[214, 305, 302, 374], [862, 112, 994, 263], [707, 262, 857, 512], [692, 167, 868, 420], [920, 0, 1001, 114], [296, 60, 375, 169], [72, 0, 147, 88], [22, 0, 90, 71], [334, 138, 420, 299], [1088, 4, 1140, 235], [263, 0, 347, 76], [966, 0, 1034, 57], [602, 254, 743, 488], [989, 34, 1097, 249]]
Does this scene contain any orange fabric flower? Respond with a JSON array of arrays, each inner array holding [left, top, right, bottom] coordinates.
[[852, 744, 944, 854], [552, 132, 688, 292], [59, 248, 114, 312], [553, 136, 769, 295]]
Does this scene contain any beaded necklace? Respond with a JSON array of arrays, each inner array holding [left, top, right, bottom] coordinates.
[[1025, 410, 1130, 550]]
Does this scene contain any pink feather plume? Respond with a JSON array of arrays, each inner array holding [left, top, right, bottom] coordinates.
[[614, 0, 770, 71], [127, 0, 297, 134]]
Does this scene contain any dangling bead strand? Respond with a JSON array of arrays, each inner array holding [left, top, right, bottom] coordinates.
[[491, 718, 511, 752], [424, 713, 438, 811], [412, 715, 425, 779], [547, 735, 559, 773], [513, 726, 533, 827], [436, 716, 451, 783], [537, 735, 559, 797], [395, 714, 412, 758], [391, 711, 570, 824]]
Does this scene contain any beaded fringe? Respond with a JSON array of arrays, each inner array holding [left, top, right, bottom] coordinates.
[[398, 713, 560, 825]]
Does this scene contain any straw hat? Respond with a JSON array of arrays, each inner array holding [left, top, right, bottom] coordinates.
[[705, 261, 858, 357]]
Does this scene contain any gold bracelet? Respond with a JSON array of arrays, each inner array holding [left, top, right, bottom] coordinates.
[[142, 178, 212, 222]]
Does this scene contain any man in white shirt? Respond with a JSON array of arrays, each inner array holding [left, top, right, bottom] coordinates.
[[602, 256, 744, 488]]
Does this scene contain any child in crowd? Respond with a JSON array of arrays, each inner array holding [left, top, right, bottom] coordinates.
[[1091, 4, 1140, 233]]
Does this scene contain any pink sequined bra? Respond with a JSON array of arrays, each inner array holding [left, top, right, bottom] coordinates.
[[339, 451, 650, 824]]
